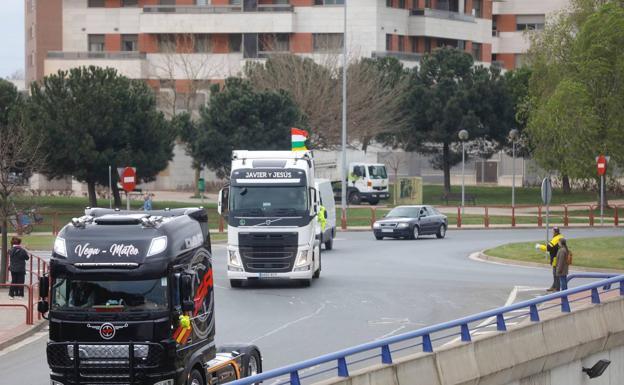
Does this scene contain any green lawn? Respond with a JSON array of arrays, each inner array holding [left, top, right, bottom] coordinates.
[[485, 236, 624, 270]]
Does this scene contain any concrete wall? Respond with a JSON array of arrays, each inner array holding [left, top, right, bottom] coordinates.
[[314, 297, 624, 385]]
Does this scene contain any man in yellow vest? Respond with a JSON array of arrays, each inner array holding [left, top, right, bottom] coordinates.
[[318, 205, 327, 235], [535, 226, 564, 292]]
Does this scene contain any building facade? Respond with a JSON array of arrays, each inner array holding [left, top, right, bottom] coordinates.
[[25, 0, 63, 85], [29, 0, 569, 190]]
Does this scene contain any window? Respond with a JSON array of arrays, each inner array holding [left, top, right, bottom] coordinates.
[[259, 34, 289, 52], [29, 26, 34, 40], [386, 34, 392, 51], [516, 15, 545, 31], [122, 0, 138, 6], [88, 0, 105, 7], [398, 36, 405, 52], [398, 0, 405, 7], [159, 0, 175, 4], [88, 34, 105, 52], [424, 38, 431, 53], [410, 36, 418, 52], [386, 0, 392, 6], [229, 34, 242, 53], [515, 54, 528, 68], [472, 42, 482, 61], [194, 34, 211, 53], [158, 34, 176, 53], [122, 34, 138, 51], [313, 33, 343, 52], [314, 0, 344, 5], [472, 0, 482, 17]]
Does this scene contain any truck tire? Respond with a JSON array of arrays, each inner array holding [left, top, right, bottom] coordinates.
[[324, 234, 333, 250], [245, 349, 262, 379], [188, 369, 205, 385], [369, 198, 379, 205], [230, 279, 243, 288], [348, 191, 361, 205], [299, 279, 311, 287], [313, 249, 321, 279]]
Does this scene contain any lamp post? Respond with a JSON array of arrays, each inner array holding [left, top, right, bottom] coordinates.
[[458, 130, 469, 215], [340, 0, 348, 229], [509, 129, 520, 208]]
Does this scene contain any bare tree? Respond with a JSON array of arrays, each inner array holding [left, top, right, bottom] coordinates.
[[380, 152, 406, 205], [245, 51, 409, 151]]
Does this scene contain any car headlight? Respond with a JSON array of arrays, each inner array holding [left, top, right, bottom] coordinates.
[[294, 249, 311, 267], [397, 223, 409, 229], [373, 222, 381, 229], [53, 237, 67, 257], [228, 249, 242, 267]]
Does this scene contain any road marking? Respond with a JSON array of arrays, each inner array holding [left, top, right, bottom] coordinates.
[[468, 252, 549, 270], [377, 325, 407, 339], [249, 302, 326, 344], [0, 330, 47, 357]]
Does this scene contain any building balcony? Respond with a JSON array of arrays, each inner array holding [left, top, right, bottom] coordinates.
[[492, 31, 531, 54], [408, 11, 491, 43], [372, 51, 423, 62], [45, 51, 148, 78], [140, 4, 294, 34], [410, 8, 476, 23]]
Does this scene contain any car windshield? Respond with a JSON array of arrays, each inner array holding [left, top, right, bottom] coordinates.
[[368, 166, 388, 179], [386, 207, 422, 218], [51, 277, 168, 312], [230, 186, 308, 216]]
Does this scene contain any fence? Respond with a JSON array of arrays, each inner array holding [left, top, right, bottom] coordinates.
[[2, 251, 49, 325], [228, 274, 624, 385]]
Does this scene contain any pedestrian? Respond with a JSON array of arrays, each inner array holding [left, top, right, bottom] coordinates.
[[143, 193, 153, 211], [8, 237, 29, 299], [555, 238, 571, 291], [535, 226, 564, 292]]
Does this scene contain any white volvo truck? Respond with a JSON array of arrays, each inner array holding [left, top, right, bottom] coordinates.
[[218, 150, 321, 288], [315, 159, 390, 205]]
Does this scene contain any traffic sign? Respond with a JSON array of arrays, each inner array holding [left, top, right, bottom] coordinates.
[[541, 177, 552, 205], [597, 155, 608, 176], [120, 167, 136, 193]]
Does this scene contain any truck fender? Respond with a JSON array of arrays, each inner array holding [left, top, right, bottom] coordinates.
[[218, 344, 263, 377], [179, 344, 214, 385]]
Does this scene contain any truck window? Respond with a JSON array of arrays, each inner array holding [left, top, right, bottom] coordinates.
[[51, 278, 168, 312], [368, 165, 387, 179], [230, 186, 308, 215]]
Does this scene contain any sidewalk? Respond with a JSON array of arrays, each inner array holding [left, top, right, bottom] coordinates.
[[0, 288, 46, 351]]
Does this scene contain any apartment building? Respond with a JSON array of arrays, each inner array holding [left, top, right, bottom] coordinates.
[[30, 0, 569, 190], [25, 0, 63, 85]]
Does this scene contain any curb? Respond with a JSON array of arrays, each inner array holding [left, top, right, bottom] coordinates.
[[475, 251, 624, 274], [0, 320, 47, 352]]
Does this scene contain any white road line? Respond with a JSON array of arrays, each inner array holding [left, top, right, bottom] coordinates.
[[249, 303, 326, 344], [0, 330, 47, 356], [468, 252, 549, 270], [377, 325, 407, 340]]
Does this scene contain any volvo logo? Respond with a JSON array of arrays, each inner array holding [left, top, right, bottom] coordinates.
[[87, 323, 128, 340]]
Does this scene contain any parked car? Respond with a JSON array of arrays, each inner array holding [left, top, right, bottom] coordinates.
[[373, 205, 448, 240]]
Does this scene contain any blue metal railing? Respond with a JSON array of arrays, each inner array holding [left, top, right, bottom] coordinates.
[[230, 274, 624, 385]]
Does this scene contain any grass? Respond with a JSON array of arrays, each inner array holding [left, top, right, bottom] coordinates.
[[21, 234, 56, 251], [485, 236, 624, 270]]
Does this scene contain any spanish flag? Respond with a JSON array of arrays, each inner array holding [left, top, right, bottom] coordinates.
[[292, 128, 308, 151]]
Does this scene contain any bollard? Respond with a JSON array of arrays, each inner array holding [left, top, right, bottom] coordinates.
[[370, 208, 376, 230], [341, 208, 347, 230], [484, 207, 489, 228], [511, 206, 516, 227], [457, 206, 462, 228], [615, 206, 619, 227], [538, 206, 543, 227], [53, 212, 58, 235], [564, 206, 569, 227], [589, 205, 594, 227], [218, 216, 224, 233]]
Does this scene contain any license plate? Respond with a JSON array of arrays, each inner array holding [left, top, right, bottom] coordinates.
[[382, 229, 394, 233], [259, 273, 278, 278]]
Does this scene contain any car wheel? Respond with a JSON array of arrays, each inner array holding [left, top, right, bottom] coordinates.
[[230, 279, 243, 288], [369, 198, 379, 205], [348, 191, 361, 205], [188, 369, 204, 385], [436, 224, 447, 239], [411, 225, 420, 240]]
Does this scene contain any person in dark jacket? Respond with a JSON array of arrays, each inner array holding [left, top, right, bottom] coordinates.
[[555, 238, 570, 291], [536, 226, 564, 292], [8, 237, 29, 299]]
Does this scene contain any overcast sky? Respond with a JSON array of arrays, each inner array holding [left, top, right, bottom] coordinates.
[[0, 0, 25, 78]]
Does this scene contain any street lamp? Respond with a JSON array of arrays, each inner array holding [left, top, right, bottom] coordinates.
[[340, 0, 348, 229], [458, 130, 469, 215], [509, 129, 520, 208]]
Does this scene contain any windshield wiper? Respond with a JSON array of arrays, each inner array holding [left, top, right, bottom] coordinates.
[[272, 208, 299, 216], [236, 208, 263, 217]]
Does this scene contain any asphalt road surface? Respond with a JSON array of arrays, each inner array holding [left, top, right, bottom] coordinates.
[[1, 228, 621, 384]]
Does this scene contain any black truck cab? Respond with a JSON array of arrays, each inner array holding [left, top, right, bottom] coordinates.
[[39, 208, 261, 385]]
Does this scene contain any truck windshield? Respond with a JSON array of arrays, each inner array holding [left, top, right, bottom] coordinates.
[[51, 277, 168, 312], [230, 186, 308, 216], [368, 166, 387, 179]]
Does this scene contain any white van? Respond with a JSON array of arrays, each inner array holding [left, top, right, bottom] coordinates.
[[315, 179, 337, 250]]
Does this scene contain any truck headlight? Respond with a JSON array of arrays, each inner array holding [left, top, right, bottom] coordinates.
[[294, 249, 310, 267], [373, 222, 381, 229], [228, 250, 242, 268], [53, 237, 67, 257], [153, 380, 174, 385], [147, 236, 168, 257], [51, 381, 64, 385], [397, 223, 409, 229]]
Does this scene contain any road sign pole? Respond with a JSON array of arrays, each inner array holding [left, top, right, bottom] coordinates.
[[601, 175, 604, 226], [108, 165, 112, 209], [127, 192, 130, 211]]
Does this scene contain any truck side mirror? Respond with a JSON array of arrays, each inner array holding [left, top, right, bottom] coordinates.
[[309, 187, 319, 215], [218, 187, 229, 216], [38, 300, 49, 315], [179, 274, 194, 312], [39, 275, 49, 298]]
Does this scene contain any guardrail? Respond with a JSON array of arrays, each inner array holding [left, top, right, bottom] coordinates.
[[228, 274, 624, 385], [2, 251, 49, 324]]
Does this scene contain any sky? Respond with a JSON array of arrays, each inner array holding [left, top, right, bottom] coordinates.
[[0, 0, 25, 78]]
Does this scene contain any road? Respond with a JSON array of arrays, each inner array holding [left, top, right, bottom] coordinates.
[[0, 227, 621, 384]]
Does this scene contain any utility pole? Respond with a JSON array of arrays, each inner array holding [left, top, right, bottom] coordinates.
[[340, 0, 348, 229]]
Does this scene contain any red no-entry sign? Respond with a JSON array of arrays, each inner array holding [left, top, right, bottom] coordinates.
[[120, 167, 136, 193], [597, 155, 608, 176]]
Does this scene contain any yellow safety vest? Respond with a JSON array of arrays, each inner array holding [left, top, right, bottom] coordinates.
[[538, 234, 564, 267], [318, 205, 327, 232]]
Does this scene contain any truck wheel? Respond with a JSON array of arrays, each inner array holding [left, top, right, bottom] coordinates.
[[189, 369, 205, 385], [245, 349, 262, 379], [369, 198, 379, 205], [313, 249, 321, 279], [436, 225, 447, 239], [299, 279, 311, 287], [230, 279, 243, 288], [348, 191, 361, 205], [324, 235, 333, 250]]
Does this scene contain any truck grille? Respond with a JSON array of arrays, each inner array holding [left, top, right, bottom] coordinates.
[[47, 342, 164, 384], [239, 232, 298, 273]]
